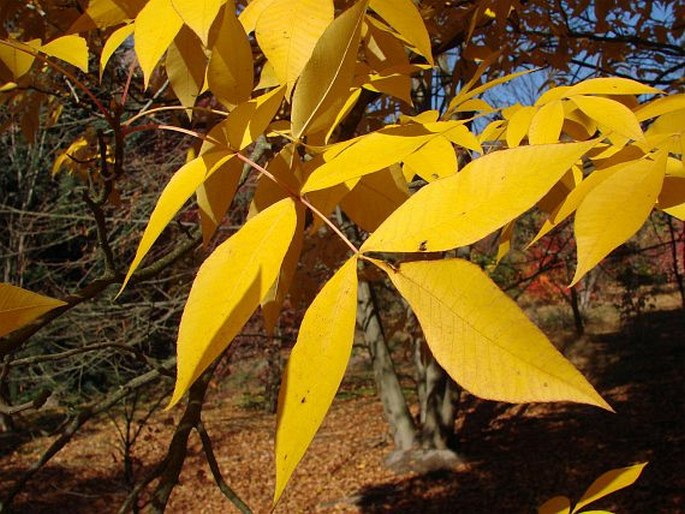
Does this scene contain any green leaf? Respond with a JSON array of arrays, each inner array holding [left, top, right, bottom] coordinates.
[[170, 198, 298, 407], [274, 256, 358, 503], [0, 283, 66, 338], [291, 0, 368, 138], [362, 141, 596, 253], [375, 258, 611, 409], [572, 463, 648, 513], [572, 152, 666, 285]]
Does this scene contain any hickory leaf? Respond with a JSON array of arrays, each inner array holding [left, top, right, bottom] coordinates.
[[170, 198, 298, 407], [291, 0, 368, 138], [134, 0, 183, 88], [538, 496, 572, 514], [572, 152, 666, 285], [0, 283, 66, 338], [170, 0, 225, 45], [166, 26, 207, 114], [255, 0, 334, 97], [207, 1, 253, 108], [274, 256, 358, 503], [375, 258, 611, 409], [369, 0, 433, 64], [196, 153, 242, 245], [362, 140, 596, 253], [100, 23, 135, 79], [120, 151, 234, 292], [40, 35, 89, 73], [573, 463, 648, 513], [571, 95, 644, 141]]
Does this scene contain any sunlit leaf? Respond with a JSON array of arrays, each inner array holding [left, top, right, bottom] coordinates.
[[40, 35, 89, 73], [565, 77, 661, 97], [120, 151, 234, 292], [0, 283, 66, 338], [100, 23, 135, 79], [528, 100, 564, 144], [171, 0, 225, 45], [635, 93, 685, 122], [572, 463, 648, 513], [572, 152, 666, 285], [170, 198, 298, 407], [274, 256, 358, 503], [207, 1, 253, 108], [571, 95, 644, 141], [238, 0, 278, 33], [506, 105, 536, 148], [375, 258, 611, 408], [134, 0, 183, 88], [0, 39, 41, 79], [362, 141, 596, 253], [369, 0, 433, 64], [255, 0, 333, 97], [402, 136, 457, 181], [291, 0, 368, 138]]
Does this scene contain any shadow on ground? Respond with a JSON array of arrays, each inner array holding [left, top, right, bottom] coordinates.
[[356, 309, 685, 513]]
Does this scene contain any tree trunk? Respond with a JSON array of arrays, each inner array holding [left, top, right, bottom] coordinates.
[[357, 281, 416, 450]]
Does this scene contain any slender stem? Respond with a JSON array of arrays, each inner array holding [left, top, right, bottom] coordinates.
[[233, 152, 360, 255], [0, 39, 113, 126], [120, 59, 136, 107], [123, 123, 222, 146], [123, 105, 229, 126]]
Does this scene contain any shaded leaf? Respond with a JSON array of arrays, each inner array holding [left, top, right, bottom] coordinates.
[[291, 0, 367, 138], [571, 95, 644, 141], [362, 141, 596, 253], [196, 154, 242, 245], [275, 256, 358, 503], [166, 26, 207, 114], [376, 258, 611, 408], [207, 1, 253, 108], [0, 39, 41, 79], [573, 463, 648, 513], [538, 495, 572, 514], [170, 198, 298, 407], [0, 283, 66, 338]]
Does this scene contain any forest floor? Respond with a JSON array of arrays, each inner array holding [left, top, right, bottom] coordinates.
[[1, 296, 683, 513]]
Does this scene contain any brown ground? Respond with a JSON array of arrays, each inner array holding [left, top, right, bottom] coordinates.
[[1, 306, 683, 513]]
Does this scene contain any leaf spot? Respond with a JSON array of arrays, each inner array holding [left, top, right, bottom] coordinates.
[[418, 240, 428, 252]]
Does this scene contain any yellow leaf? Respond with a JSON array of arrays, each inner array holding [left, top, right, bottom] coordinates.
[[196, 154, 242, 245], [635, 93, 685, 122], [376, 259, 611, 408], [361, 67, 413, 104], [658, 175, 685, 220], [255, 0, 333, 97], [506, 105, 536, 148], [0, 283, 66, 338], [238, 0, 278, 33], [538, 496, 571, 514], [166, 26, 207, 114], [120, 151, 234, 292], [170, 198, 298, 407], [402, 136, 457, 181], [447, 69, 532, 117], [565, 77, 661, 97], [207, 2, 254, 107], [572, 463, 648, 513], [205, 85, 285, 151], [100, 23, 135, 79], [274, 256, 358, 503], [40, 35, 89, 73], [171, 0, 225, 45], [0, 39, 40, 79], [495, 220, 515, 264], [572, 152, 666, 285], [69, 0, 144, 31], [528, 100, 564, 144], [340, 166, 409, 232], [440, 122, 483, 153], [291, 0, 368, 138], [368, 0, 433, 64], [134, 0, 183, 88], [262, 207, 305, 334], [571, 95, 644, 141], [363, 16, 410, 70], [362, 141, 596, 253]]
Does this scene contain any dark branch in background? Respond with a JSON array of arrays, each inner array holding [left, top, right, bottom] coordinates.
[[0, 358, 176, 512]]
